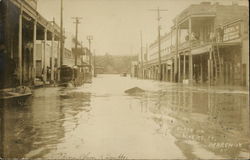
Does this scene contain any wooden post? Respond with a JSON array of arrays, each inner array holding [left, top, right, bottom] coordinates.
[[174, 23, 179, 82], [211, 60, 214, 85], [57, 38, 60, 82], [225, 63, 228, 85], [33, 20, 37, 84], [163, 64, 166, 81], [51, 32, 55, 82], [208, 48, 213, 86], [178, 55, 181, 82], [188, 17, 192, 85], [200, 59, 203, 83], [170, 60, 173, 82], [230, 63, 233, 85], [189, 54, 193, 84], [208, 59, 211, 85], [183, 53, 186, 80], [43, 28, 47, 82], [18, 7, 23, 85]]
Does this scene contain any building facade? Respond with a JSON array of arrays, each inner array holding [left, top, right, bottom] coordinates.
[[142, 2, 249, 88], [0, 0, 62, 88]]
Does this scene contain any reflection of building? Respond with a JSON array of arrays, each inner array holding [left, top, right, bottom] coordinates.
[[0, 0, 62, 87], [141, 2, 248, 87]]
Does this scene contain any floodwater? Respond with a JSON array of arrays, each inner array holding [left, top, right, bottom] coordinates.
[[0, 74, 249, 159]]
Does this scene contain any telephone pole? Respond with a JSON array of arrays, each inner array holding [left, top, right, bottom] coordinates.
[[140, 31, 144, 79], [72, 17, 82, 66], [87, 35, 93, 72], [149, 7, 167, 81], [93, 50, 96, 77], [60, 0, 64, 67]]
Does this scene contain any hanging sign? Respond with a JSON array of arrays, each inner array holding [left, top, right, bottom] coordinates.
[[223, 22, 241, 42]]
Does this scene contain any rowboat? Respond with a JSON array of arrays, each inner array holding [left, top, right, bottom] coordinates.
[[0, 86, 32, 106]]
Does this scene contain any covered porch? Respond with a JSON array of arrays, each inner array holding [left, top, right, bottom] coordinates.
[[0, 0, 62, 88]]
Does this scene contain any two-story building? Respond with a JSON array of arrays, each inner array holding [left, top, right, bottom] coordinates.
[[143, 2, 248, 88], [0, 0, 62, 88], [174, 2, 248, 86]]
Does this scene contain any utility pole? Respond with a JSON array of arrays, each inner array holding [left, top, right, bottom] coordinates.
[[93, 50, 96, 77], [60, 0, 64, 67], [72, 17, 82, 66], [87, 35, 93, 73], [149, 7, 168, 81], [140, 31, 144, 79]]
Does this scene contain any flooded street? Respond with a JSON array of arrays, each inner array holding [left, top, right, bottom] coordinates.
[[0, 74, 249, 159]]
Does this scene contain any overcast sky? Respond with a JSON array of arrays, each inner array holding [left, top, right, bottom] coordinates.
[[37, 0, 248, 56]]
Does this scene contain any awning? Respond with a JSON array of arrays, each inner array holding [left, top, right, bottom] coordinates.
[[191, 44, 211, 55]]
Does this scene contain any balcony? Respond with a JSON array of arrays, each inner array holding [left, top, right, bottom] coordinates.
[[178, 41, 190, 50], [24, 0, 37, 10]]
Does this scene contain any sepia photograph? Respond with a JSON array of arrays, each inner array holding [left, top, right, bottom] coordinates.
[[0, 0, 249, 159]]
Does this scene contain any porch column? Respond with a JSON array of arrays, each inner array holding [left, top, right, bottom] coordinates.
[[183, 53, 186, 79], [33, 20, 37, 84], [18, 7, 23, 85], [57, 38, 60, 82], [188, 17, 193, 84], [163, 64, 165, 81], [189, 54, 193, 83], [178, 55, 181, 82], [200, 58, 203, 83], [165, 64, 168, 81], [170, 60, 173, 82], [51, 32, 55, 82], [208, 48, 213, 86], [174, 23, 179, 82], [43, 28, 47, 82]]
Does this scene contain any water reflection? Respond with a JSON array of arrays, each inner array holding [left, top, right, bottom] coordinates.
[[0, 75, 249, 159], [143, 85, 249, 159], [0, 87, 91, 158]]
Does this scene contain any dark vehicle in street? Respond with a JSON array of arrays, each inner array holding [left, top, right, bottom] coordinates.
[[121, 72, 127, 77], [59, 65, 74, 87], [59, 65, 87, 87]]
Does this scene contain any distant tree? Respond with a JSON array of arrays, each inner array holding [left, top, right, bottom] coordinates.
[[95, 54, 137, 74]]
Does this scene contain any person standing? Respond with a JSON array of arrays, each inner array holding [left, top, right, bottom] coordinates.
[[217, 25, 224, 42]]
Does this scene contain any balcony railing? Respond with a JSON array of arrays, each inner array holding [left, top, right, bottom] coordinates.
[[178, 40, 213, 50], [178, 41, 190, 50], [24, 0, 37, 9]]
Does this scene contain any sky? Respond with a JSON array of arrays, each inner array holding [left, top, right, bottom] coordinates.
[[37, 0, 248, 56]]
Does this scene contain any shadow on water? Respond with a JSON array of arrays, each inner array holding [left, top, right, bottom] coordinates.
[[0, 87, 91, 158], [137, 85, 249, 159]]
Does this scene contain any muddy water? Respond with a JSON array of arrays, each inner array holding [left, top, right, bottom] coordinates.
[[0, 74, 249, 159]]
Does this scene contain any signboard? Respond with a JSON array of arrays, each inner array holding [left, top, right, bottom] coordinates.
[[223, 23, 241, 42]]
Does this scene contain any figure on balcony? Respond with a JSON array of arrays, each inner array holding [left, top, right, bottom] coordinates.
[[209, 32, 216, 42], [195, 32, 200, 40], [217, 25, 224, 42], [191, 32, 196, 41]]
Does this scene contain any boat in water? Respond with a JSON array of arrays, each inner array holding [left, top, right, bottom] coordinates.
[[0, 86, 32, 106]]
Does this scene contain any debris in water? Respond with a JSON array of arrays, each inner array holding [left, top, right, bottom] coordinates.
[[124, 87, 145, 94]]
